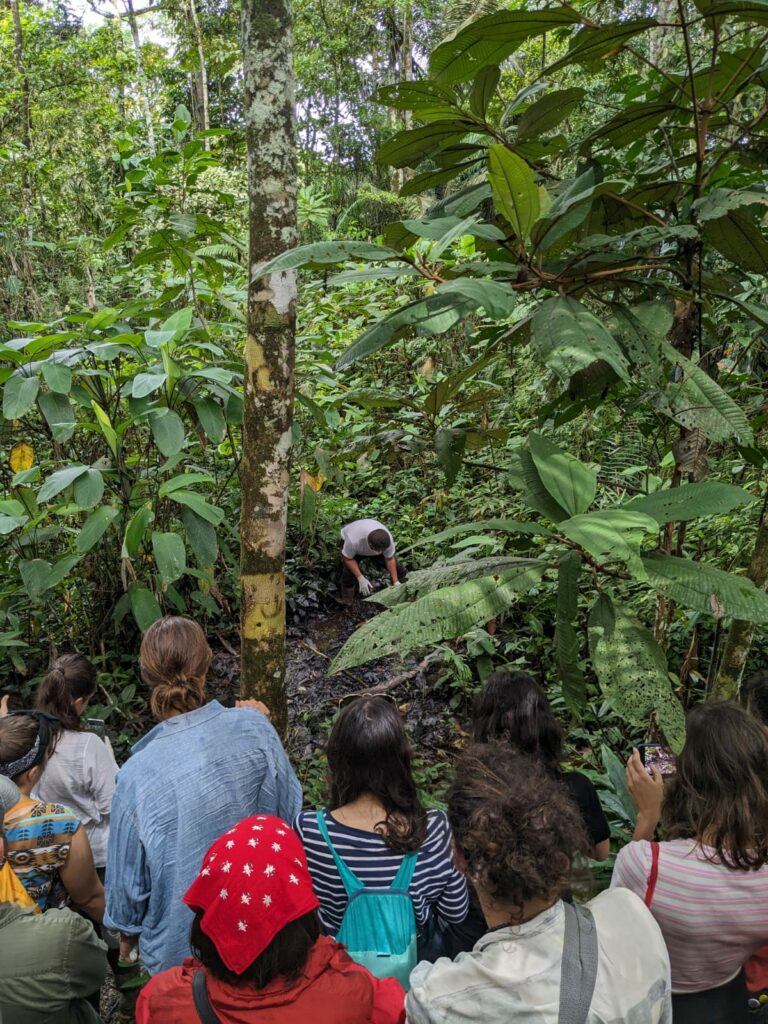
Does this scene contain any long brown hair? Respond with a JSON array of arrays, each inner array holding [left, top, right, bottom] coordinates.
[[471, 671, 564, 774], [662, 701, 768, 870], [35, 654, 97, 731], [140, 616, 212, 720], [326, 696, 427, 853]]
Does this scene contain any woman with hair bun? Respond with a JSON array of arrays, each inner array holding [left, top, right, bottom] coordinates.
[[103, 616, 302, 977], [25, 654, 118, 871]]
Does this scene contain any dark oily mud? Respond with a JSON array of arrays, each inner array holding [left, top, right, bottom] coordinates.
[[208, 592, 464, 794]]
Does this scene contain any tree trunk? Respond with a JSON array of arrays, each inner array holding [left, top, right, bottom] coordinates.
[[122, 0, 156, 154], [712, 497, 768, 699], [239, 0, 297, 733], [186, 0, 210, 146]]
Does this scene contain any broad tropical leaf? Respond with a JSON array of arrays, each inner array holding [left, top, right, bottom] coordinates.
[[256, 241, 402, 276], [588, 594, 685, 751], [372, 556, 544, 607], [529, 433, 597, 518], [532, 296, 630, 382], [76, 506, 119, 553], [405, 519, 552, 550], [642, 553, 768, 622], [661, 343, 753, 444], [702, 211, 768, 273], [3, 374, 40, 420], [331, 564, 545, 672], [626, 482, 754, 523], [546, 19, 658, 74], [560, 509, 659, 577], [517, 88, 586, 141], [152, 531, 187, 587], [37, 465, 88, 503], [519, 449, 570, 523], [435, 427, 467, 485], [488, 145, 540, 243]]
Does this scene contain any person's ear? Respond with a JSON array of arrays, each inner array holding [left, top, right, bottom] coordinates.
[[25, 765, 42, 787], [73, 696, 89, 716]]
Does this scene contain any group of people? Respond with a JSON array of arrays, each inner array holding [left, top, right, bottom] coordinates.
[[1, 604, 768, 1023]]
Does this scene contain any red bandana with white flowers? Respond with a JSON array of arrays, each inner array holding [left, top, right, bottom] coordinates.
[[183, 815, 320, 974]]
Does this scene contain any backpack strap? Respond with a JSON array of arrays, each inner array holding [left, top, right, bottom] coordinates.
[[558, 902, 598, 1024], [644, 841, 660, 908], [315, 810, 364, 896], [391, 849, 419, 891], [192, 968, 221, 1024]]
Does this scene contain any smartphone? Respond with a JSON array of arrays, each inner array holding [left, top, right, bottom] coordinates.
[[637, 742, 676, 777], [85, 718, 106, 738]]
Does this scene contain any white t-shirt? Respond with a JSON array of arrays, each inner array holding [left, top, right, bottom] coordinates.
[[32, 729, 119, 868], [406, 888, 672, 1023], [340, 518, 395, 559], [612, 837, 768, 993]]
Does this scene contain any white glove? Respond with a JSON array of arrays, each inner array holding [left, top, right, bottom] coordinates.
[[392, 581, 401, 587], [357, 575, 374, 597]]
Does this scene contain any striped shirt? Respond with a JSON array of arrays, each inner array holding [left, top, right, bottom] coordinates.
[[294, 808, 469, 935], [611, 838, 768, 993]]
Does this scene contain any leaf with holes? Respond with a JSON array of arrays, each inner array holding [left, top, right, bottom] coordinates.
[[626, 482, 754, 523], [661, 343, 753, 444], [532, 296, 630, 382], [588, 593, 685, 751], [642, 553, 768, 622], [373, 557, 545, 607], [331, 564, 545, 672]]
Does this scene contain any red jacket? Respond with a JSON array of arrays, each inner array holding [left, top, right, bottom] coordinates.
[[136, 936, 405, 1024]]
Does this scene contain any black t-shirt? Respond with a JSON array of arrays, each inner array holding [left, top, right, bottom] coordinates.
[[561, 770, 610, 846]]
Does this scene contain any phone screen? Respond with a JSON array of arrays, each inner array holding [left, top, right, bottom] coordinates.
[[85, 718, 106, 738], [638, 743, 676, 777]]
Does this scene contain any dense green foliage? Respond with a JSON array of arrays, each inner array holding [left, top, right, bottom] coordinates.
[[0, 0, 767, 761]]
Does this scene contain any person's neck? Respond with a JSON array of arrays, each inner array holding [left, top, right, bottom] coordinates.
[[332, 793, 387, 832], [478, 890, 559, 930]]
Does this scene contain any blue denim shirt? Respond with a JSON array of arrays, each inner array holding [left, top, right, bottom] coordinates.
[[103, 700, 302, 975]]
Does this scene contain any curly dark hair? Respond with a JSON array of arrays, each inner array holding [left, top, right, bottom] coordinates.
[[327, 696, 427, 854], [471, 671, 564, 774], [743, 671, 768, 727], [662, 701, 768, 870], [448, 743, 589, 915]]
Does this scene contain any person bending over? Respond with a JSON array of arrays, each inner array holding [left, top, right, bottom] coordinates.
[[0, 775, 107, 1024], [104, 615, 302, 976], [136, 815, 405, 1023], [339, 518, 407, 602], [616, 701, 768, 1023], [0, 710, 105, 921], [406, 744, 671, 1024], [472, 671, 611, 860]]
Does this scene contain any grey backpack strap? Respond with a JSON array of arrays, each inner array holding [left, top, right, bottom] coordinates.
[[558, 902, 598, 1024], [192, 968, 221, 1024]]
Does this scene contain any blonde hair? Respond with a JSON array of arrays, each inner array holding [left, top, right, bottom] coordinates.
[[140, 616, 212, 720]]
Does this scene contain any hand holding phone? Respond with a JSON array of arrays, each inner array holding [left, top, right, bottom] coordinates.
[[637, 742, 676, 777]]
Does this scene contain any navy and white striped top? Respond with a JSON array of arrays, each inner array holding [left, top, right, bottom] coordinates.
[[294, 807, 470, 935]]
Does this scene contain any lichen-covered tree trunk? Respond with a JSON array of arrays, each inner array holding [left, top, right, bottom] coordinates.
[[239, 0, 297, 732], [712, 502, 768, 700], [186, 0, 210, 146]]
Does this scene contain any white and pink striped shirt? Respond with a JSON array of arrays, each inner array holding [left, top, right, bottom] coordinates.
[[612, 838, 768, 993]]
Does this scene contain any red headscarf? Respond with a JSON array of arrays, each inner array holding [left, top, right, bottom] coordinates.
[[183, 816, 320, 975]]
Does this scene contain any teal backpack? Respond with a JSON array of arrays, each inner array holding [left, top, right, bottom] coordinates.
[[315, 810, 419, 990]]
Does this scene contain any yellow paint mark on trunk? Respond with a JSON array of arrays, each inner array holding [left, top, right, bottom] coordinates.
[[245, 334, 272, 391], [242, 573, 285, 639]]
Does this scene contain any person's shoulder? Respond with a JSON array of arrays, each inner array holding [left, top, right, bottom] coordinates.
[[137, 963, 194, 1019], [588, 888, 669, 961], [425, 808, 450, 836], [294, 808, 319, 833], [23, 905, 104, 946], [561, 769, 598, 797]]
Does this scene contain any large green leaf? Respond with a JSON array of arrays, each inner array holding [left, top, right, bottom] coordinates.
[[626, 482, 754, 523], [661, 342, 753, 444], [642, 553, 768, 622], [377, 80, 459, 119], [546, 19, 658, 74], [73, 469, 105, 509], [436, 278, 517, 319], [702, 211, 768, 273], [152, 531, 186, 586], [532, 296, 630, 382], [517, 88, 586, 141], [608, 304, 664, 372], [3, 374, 40, 420], [693, 188, 768, 221], [331, 565, 545, 672], [182, 507, 218, 567], [695, 0, 768, 25], [19, 554, 80, 601], [519, 449, 570, 523], [41, 362, 72, 394], [76, 505, 119, 553], [556, 551, 586, 712], [469, 65, 501, 120], [38, 391, 75, 443], [168, 490, 224, 525], [256, 241, 402, 276], [488, 145, 540, 243], [588, 594, 685, 751], [423, 348, 499, 416], [128, 584, 162, 632], [38, 465, 88, 503], [560, 509, 658, 576], [585, 102, 675, 149], [430, 8, 582, 84], [194, 398, 226, 443], [405, 519, 552, 551], [529, 433, 596, 518], [150, 409, 186, 457], [378, 122, 475, 168], [132, 372, 167, 399], [373, 556, 544, 607], [122, 505, 154, 558], [335, 293, 475, 370], [435, 428, 467, 485]]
